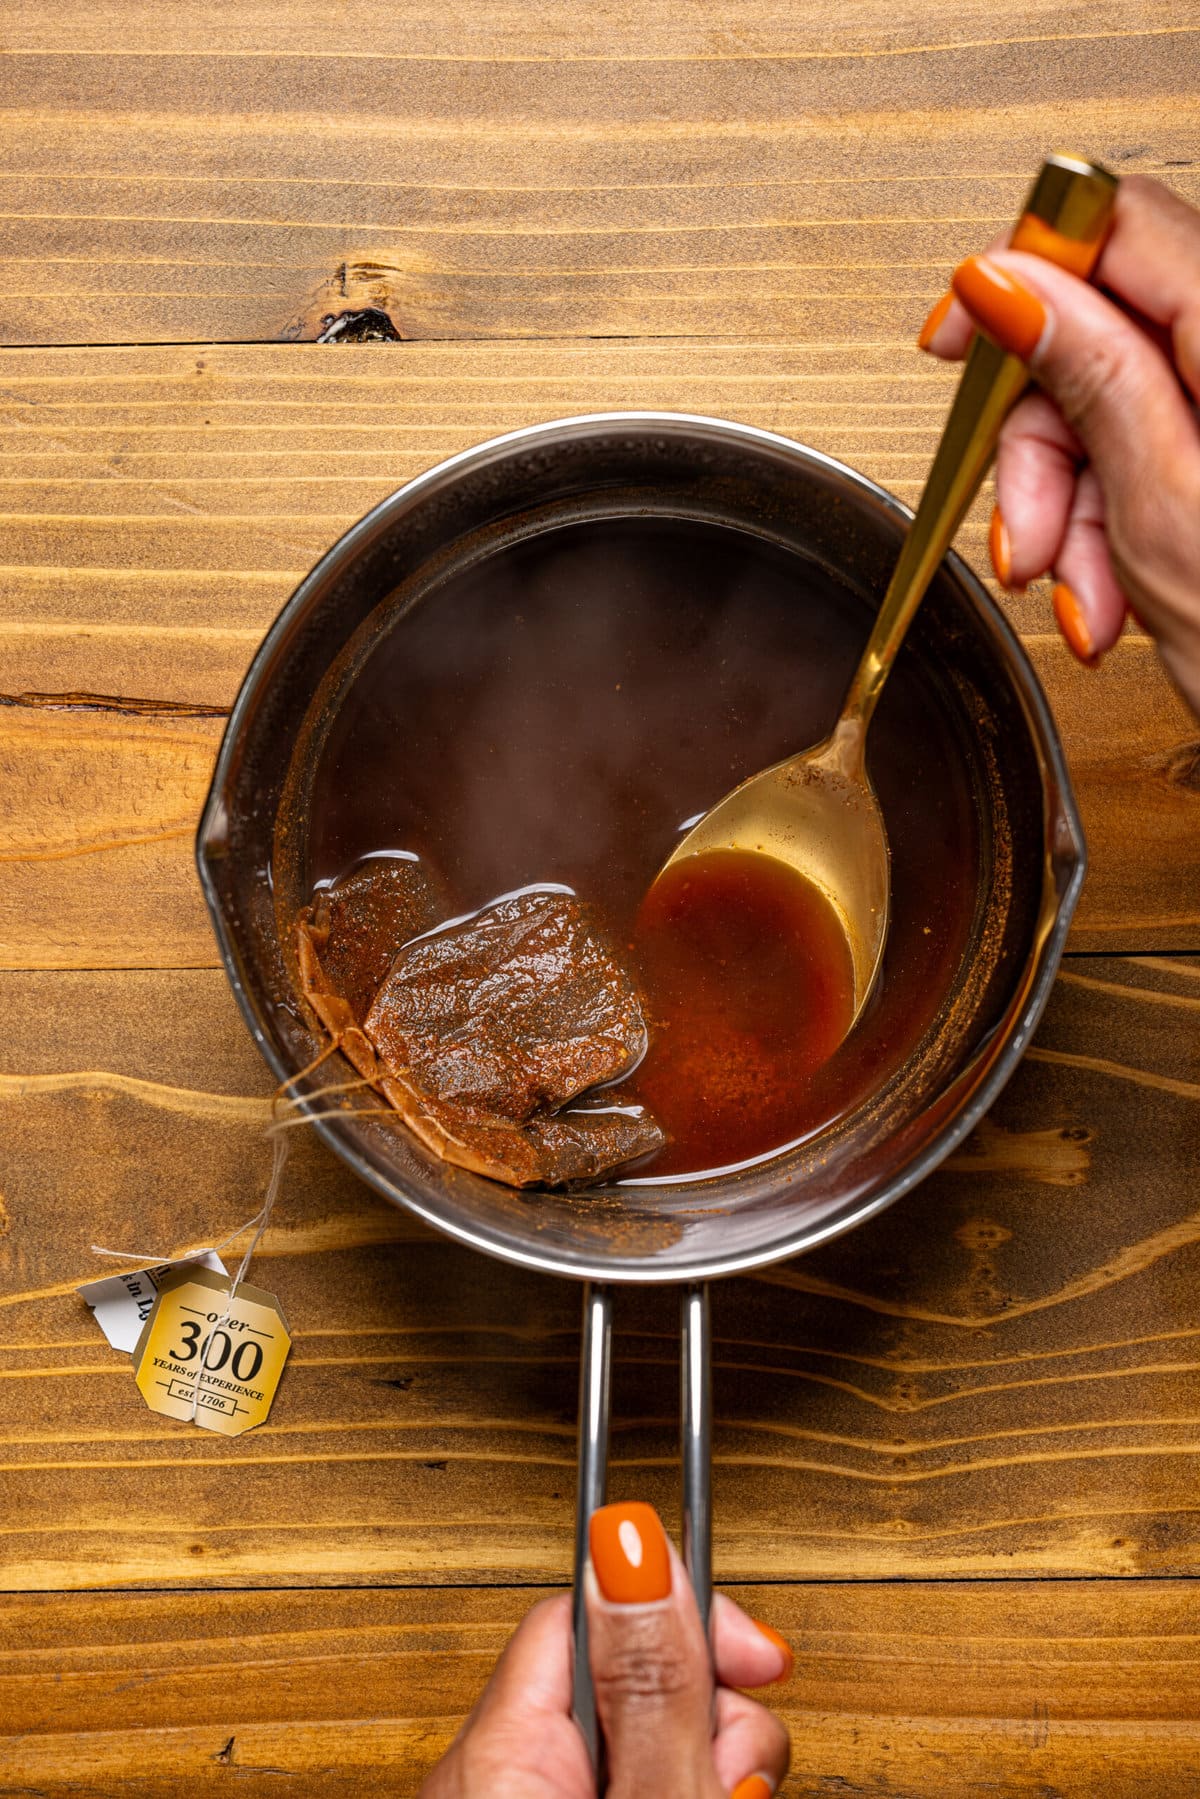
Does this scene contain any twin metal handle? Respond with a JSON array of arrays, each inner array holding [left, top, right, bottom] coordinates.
[[572, 1282, 712, 1773]]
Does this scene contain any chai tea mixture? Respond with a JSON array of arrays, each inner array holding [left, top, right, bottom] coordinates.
[[289, 516, 980, 1186]]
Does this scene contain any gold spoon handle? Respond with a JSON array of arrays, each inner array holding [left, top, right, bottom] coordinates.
[[840, 152, 1119, 738]]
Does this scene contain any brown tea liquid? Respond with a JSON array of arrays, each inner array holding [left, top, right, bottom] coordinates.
[[304, 515, 980, 1183], [628, 850, 855, 1178]]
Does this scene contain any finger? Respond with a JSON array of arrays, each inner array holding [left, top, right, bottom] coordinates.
[[949, 247, 1200, 591], [921, 174, 1200, 381], [710, 1593, 794, 1691], [1051, 465, 1130, 663], [474, 1592, 574, 1722], [425, 1594, 591, 1799], [1090, 175, 1200, 402], [586, 1502, 720, 1797], [918, 227, 1011, 359], [992, 389, 1082, 587], [917, 288, 975, 360], [711, 1686, 791, 1797]]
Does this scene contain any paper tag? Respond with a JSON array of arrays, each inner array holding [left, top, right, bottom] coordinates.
[[132, 1265, 291, 1436], [80, 1250, 227, 1354]]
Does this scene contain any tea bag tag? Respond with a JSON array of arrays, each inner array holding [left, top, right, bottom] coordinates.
[[132, 1265, 291, 1437]]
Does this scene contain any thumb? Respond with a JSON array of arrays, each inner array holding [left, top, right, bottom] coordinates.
[[586, 1502, 721, 1799], [950, 248, 1200, 592]]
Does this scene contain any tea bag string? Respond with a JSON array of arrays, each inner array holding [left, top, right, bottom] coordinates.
[[88, 1044, 343, 1269], [88, 1049, 378, 1422], [90, 1131, 291, 1419], [88, 1079, 399, 1261], [176, 1126, 290, 1422]]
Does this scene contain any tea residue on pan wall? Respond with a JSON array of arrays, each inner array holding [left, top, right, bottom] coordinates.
[[286, 516, 983, 1186]]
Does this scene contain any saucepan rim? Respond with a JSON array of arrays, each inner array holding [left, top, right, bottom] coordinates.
[[196, 410, 1085, 1284]]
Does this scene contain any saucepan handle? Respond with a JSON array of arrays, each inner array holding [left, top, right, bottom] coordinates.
[[571, 1280, 714, 1782], [572, 1281, 614, 1771], [680, 1281, 713, 1636]]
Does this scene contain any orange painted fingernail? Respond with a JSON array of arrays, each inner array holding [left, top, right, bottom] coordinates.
[[731, 1778, 774, 1799], [589, 1502, 671, 1603], [1052, 581, 1100, 666], [989, 505, 1013, 587], [753, 1618, 795, 1683], [951, 255, 1047, 361], [917, 289, 953, 351]]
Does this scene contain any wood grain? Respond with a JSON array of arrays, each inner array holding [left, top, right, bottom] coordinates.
[[2, 1581, 1199, 1795], [0, 3, 1195, 344], [2, 957, 1198, 1592], [2, 342, 1198, 964], [0, 707, 224, 968], [3, 0, 1190, 55], [0, 337, 1138, 695], [3, 4, 1197, 1790]]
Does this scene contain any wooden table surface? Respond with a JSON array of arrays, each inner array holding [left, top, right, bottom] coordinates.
[[2, 4, 1198, 1793]]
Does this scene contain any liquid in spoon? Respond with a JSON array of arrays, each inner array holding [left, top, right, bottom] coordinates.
[[623, 848, 855, 1178]]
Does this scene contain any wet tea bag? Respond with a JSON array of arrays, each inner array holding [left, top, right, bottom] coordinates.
[[296, 862, 664, 1185]]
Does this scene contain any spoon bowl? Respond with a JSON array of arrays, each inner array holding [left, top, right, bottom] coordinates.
[[662, 716, 887, 1021]]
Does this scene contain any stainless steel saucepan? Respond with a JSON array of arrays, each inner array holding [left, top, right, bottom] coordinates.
[[197, 413, 1084, 1766]]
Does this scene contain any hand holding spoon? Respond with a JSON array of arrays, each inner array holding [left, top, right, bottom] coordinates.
[[652, 153, 1118, 1027]]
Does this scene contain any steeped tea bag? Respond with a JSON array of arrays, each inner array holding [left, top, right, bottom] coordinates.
[[296, 861, 664, 1186]]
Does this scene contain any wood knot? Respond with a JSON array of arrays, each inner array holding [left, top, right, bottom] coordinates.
[[282, 262, 407, 341], [1163, 742, 1200, 792], [316, 307, 403, 343], [955, 1218, 1013, 1250], [945, 1117, 1091, 1186]]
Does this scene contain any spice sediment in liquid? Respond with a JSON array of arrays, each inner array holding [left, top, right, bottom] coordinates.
[[303, 516, 980, 1183]]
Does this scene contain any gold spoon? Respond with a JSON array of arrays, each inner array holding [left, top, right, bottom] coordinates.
[[656, 152, 1118, 1023]]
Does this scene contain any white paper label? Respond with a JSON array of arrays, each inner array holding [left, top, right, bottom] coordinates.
[[80, 1250, 227, 1354]]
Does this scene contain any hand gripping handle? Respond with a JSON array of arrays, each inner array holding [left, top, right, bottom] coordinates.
[[571, 1282, 713, 1782]]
